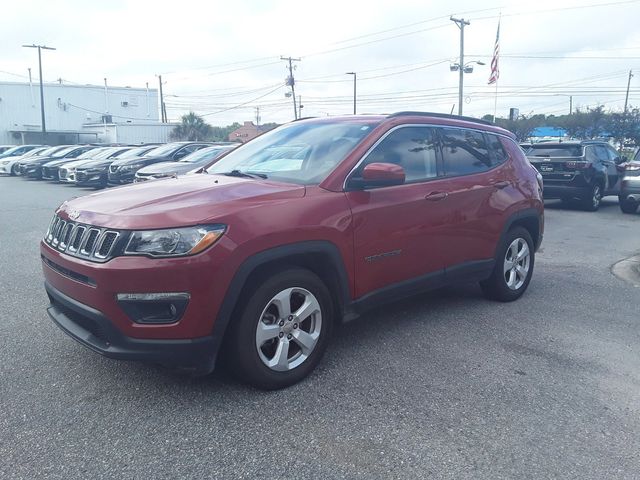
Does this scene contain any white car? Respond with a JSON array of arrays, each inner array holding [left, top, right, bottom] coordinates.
[[0, 146, 50, 175]]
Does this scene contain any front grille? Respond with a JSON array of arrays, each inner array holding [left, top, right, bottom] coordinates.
[[76, 172, 87, 182], [42, 167, 52, 177], [59, 168, 68, 179], [45, 215, 122, 262]]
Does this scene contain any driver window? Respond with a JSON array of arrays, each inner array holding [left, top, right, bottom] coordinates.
[[358, 126, 438, 183]]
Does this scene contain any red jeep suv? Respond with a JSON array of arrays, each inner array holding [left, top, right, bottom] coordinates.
[[41, 112, 544, 389]]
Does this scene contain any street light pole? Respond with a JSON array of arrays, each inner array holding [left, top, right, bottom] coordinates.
[[346, 72, 357, 114], [450, 17, 469, 115], [22, 44, 56, 141]]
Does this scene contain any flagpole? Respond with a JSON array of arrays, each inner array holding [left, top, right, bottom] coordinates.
[[491, 13, 501, 123], [492, 79, 498, 123]]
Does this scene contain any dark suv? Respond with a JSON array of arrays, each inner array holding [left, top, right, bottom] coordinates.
[[525, 141, 625, 211], [107, 142, 212, 185], [41, 112, 544, 389]]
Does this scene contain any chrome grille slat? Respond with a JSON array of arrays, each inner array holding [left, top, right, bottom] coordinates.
[[43, 214, 122, 262]]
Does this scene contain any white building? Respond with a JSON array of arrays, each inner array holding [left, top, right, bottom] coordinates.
[[0, 81, 174, 145]]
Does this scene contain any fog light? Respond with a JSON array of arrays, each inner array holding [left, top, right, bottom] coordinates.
[[116, 292, 190, 324]]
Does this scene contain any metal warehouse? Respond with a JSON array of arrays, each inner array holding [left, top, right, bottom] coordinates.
[[0, 81, 173, 145]]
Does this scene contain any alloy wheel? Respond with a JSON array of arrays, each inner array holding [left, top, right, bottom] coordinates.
[[592, 185, 602, 209], [503, 238, 530, 290], [255, 287, 322, 372]]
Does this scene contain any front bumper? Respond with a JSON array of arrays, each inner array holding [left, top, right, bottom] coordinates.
[[76, 169, 108, 187], [42, 166, 60, 181], [108, 170, 135, 185], [45, 281, 218, 373]]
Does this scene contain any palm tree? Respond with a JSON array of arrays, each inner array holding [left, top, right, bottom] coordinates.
[[170, 112, 212, 141]]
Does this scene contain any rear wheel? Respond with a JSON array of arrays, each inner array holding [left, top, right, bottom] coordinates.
[[619, 196, 638, 214], [480, 227, 534, 302], [582, 183, 602, 211], [226, 267, 333, 390]]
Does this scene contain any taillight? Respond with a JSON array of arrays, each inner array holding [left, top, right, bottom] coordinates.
[[564, 161, 591, 169]]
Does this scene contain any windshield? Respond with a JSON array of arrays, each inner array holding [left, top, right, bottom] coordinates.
[[24, 147, 48, 157], [145, 143, 183, 156], [37, 146, 68, 157], [526, 145, 583, 157], [114, 146, 155, 159], [179, 146, 232, 163], [206, 121, 378, 185], [50, 146, 79, 158]]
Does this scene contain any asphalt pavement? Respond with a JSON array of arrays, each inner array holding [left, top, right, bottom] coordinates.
[[1, 176, 639, 479]]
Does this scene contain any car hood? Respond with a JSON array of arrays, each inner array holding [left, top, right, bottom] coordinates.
[[76, 158, 116, 169], [23, 155, 56, 165], [44, 158, 78, 167], [137, 161, 199, 175], [60, 159, 93, 169], [56, 174, 306, 229], [110, 155, 168, 167]]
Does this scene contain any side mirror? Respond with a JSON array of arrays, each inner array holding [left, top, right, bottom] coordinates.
[[348, 162, 405, 189]]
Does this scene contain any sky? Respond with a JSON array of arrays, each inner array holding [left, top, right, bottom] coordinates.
[[1, 0, 640, 126]]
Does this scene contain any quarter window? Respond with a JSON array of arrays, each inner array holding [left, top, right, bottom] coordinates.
[[358, 126, 438, 183], [487, 134, 508, 166], [441, 128, 491, 176]]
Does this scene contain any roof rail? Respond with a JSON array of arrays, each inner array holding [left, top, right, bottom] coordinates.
[[387, 111, 493, 126]]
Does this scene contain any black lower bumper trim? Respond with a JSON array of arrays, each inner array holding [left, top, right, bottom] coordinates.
[[44, 281, 218, 374]]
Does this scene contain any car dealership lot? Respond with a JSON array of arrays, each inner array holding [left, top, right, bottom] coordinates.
[[1, 176, 640, 479]]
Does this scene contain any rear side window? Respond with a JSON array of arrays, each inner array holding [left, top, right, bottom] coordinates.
[[441, 128, 491, 176], [360, 126, 438, 183], [487, 134, 508, 166]]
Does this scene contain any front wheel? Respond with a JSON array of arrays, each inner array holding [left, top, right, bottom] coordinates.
[[10, 163, 19, 176], [480, 227, 535, 302], [226, 267, 333, 390]]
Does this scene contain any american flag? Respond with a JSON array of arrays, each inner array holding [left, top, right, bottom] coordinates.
[[488, 20, 500, 85]]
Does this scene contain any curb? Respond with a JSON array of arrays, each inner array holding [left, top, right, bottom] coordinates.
[[611, 255, 640, 288]]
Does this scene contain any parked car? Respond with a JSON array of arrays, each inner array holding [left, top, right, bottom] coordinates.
[[107, 142, 212, 185], [134, 144, 237, 182], [59, 146, 134, 185], [42, 146, 103, 181], [619, 149, 640, 214], [41, 112, 544, 389], [525, 141, 625, 211], [0, 144, 42, 160], [19, 145, 95, 179], [0, 145, 17, 155], [0, 146, 49, 175], [75, 145, 159, 188]]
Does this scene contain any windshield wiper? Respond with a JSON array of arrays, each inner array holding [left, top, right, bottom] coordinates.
[[221, 169, 267, 179]]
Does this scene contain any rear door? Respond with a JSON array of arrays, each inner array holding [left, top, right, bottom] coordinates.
[[437, 128, 509, 270]]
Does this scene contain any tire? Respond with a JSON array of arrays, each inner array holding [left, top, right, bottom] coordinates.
[[619, 196, 638, 214], [582, 183, 602, 211], [480, 226, 535, 302], [10, 163, 19, 176], [226, 267, 333, 390]]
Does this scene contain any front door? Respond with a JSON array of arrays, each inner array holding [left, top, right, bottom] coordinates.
[[344, 125, 450, 298]]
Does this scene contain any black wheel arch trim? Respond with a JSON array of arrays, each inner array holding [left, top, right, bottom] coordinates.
[[210, 240, 352, 352], [499, 208, 543, 253]]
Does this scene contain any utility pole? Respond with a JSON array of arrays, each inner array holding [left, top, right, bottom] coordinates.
[[157, 74, 166, 123], [569, 95, 573, 115], [22, 44, 56, 141], [255, 106, 260, 126], [450, 17, 470, 116], [346, 72, 357, 114], [624, 70, 633, 115], [281, 56, 300, 120], [103, 78, 109, 114], [298, 95, 304, 119]]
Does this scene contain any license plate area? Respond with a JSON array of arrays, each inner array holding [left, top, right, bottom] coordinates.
[[540, 165, 554, 172]]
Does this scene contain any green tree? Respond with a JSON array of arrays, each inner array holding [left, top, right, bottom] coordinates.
[[486, 114, 544, 142], [552, 105, 607, 139], [170, 112, 213, 141]]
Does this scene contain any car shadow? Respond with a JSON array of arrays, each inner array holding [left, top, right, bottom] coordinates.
[[544, 197, 619, 211]]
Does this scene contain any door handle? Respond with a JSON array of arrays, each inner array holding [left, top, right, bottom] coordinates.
[[492, 181, 510, 189], [424, 191, 448, 201]]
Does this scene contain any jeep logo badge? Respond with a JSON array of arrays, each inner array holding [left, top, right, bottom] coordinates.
[[68, 210, 80, 220]]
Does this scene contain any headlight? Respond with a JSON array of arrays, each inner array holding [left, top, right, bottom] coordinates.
[[0, 160, 9, 165], [120, 163, 143, 172], [124, 225, 226, 257]]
